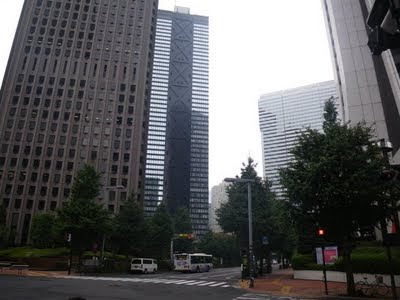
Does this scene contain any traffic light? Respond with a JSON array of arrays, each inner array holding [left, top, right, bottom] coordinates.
[[178, 233, 194, 240], [318, 228, 325, 236], [382, 169, 399, 181], [367, 0, 400, 55]]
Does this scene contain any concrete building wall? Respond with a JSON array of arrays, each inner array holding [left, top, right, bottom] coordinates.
[[0, 0, 158, 244], [322, 0, 400, 163], [209, 182, 229, 233]]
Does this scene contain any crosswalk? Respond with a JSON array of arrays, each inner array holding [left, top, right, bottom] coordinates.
[[233, 294, 318, 300], [57, 275, 232, 288]]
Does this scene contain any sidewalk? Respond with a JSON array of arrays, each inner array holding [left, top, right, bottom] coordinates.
[[241, 269, 391, 299], [0, 268, 70, 277]]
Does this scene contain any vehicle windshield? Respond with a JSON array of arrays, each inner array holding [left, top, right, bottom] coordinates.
[[175, 255, 188, 261]]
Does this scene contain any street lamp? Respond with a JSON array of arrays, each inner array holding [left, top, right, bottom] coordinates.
[[224, 177, 255, 288], [378, 139, 398, 300]]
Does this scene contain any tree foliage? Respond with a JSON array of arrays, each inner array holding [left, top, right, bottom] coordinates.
[[30, 213, 58, 249], [111, 194, 146, 256], [146, 203, 173, 260], [57, 165, 110, 256], [280, 98, 393, 295], [197, 232, 240, 267], [172, 207, 193, 253], [217, 158, 295, 260]]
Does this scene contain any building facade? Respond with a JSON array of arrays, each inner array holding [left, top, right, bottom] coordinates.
[[322, 0, 400, 163], [144, 7, 209, 237], [209, 181, 229, 233], [0, 0, 158, 244], [258, 81, 337, 197]]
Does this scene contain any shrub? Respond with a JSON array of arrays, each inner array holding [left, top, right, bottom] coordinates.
[[292, 253, 315, 270], [292, 247, 400, 274]]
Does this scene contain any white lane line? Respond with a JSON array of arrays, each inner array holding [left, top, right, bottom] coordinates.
[[197, 281, 217, 286], [185, 281, 207, 285], [162, 280, 188, 284], [174, 280, 197, 285], [209, 282, 227, 287], [222, 284, 231, 288]]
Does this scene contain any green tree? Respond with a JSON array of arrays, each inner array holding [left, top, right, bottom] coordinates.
[[197, 232, 240, 267], [280, 99, 393, 296], [30, 213, 58, 248], [146, 203, 173, 260], [57, 165, 110, 260], [172, 207, 193, 253], [217, 158, 295, 270], [111, 194, 146, 255]]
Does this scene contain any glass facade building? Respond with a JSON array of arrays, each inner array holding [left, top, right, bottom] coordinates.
[[144, 7, 209, 237], [258, 81, 337, 198]]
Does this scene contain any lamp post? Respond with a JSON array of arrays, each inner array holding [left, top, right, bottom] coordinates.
[[224, 177, 255, 288], [378, 139, 398, 300]]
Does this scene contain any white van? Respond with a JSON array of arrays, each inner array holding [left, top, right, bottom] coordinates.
[[130, 258, 157, 274]]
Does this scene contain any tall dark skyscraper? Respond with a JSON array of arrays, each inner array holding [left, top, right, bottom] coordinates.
[[144, 7, 209, 237], [0, 0, 158, 244]]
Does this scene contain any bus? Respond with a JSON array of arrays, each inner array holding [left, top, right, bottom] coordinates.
[[173, 253, 213, 272]]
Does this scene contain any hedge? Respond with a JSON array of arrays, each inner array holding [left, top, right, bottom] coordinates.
[[292, 247, 400, 275]]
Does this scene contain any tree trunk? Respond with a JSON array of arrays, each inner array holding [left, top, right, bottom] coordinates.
[[343, 240, 355, 296]]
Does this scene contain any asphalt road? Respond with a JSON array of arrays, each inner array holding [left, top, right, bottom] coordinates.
[[0, 267, 324, 300]]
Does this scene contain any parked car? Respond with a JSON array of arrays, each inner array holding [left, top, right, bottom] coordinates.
[[130, 258, 157, 274]]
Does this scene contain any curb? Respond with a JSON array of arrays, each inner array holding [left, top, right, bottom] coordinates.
[[236, 280, 376, 300]]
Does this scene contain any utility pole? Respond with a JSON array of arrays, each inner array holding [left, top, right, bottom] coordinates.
[[67, 233, 72, 275]]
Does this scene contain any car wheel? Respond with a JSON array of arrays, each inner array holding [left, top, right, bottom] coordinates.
[[144, 269, 148, 274], [153, 269, 156, 274], [196, 267, 200, 273]]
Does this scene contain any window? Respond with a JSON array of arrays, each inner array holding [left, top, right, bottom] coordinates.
[[29, 186, 36, 196], [38, 201, 45, 210], [14, 199, 22, 209], [26, 200, 34, 209]]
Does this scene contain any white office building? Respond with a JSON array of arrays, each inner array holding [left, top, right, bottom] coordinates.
[[258, 81, 337, 197]]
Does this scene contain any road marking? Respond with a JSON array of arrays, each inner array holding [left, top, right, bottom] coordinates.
[[162, 279, 187, 284], [196, 281, 217, 286], [56, 276, 232, 289], [236, 297, 266, 300], [209, 282, 227, 287], [185, 281, 207, 285], [174, 280, 197, 285]]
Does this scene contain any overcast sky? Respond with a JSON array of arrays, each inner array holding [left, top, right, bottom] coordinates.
[[0, 0, 334, 189]]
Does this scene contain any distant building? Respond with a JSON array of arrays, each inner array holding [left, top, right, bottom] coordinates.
[[322, 0, 400, 164], [209, 181, 229, 232], [144, 7, 209, 237], [258, 81, 337, 197], [0, 0, 157, 244]]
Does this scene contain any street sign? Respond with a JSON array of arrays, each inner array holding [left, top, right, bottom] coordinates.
[[316, 246, 338, 265], [262, 236, 269, 245]]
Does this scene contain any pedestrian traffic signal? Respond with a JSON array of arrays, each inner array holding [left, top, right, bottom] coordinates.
[[318, 228, 325, 236]]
